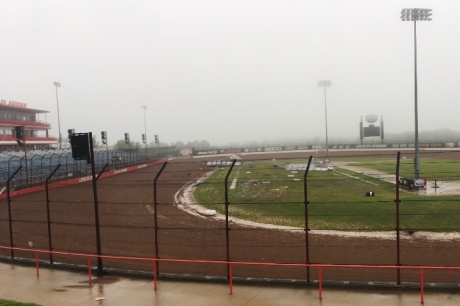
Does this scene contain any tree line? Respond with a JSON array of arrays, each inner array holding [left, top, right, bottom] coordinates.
[[105, 128, 460, 150]]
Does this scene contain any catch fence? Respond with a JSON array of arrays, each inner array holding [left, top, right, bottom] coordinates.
[[0, 150, 460, 287], [0, 146, 179, 191]]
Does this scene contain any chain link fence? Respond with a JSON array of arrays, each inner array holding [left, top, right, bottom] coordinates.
[[1, 150, 460, 285]]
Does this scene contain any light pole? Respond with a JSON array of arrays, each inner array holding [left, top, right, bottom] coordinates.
[[318, 80, 332, 161], [401, 8, 432, 179], [52, 82, 62, 150], [142, 105, 148, 157]]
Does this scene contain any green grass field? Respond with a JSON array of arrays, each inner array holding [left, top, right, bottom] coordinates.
[[335, 156, 460, 180], [194, 158, 460, 231], [0, 299, 40, 306]]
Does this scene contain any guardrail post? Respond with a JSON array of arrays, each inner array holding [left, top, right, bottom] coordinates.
[[303, 156, 313, 281], [420, 268, 424, 304], [153, 259, 158, 290], [88, 256, 92, 285], [153, 162, 168, 276], [229, 262, 233, 295], [6, 166, 22, 259], [395, 151, 401, 284], [225, 159, 237, 278], [35, 251, 39, 277], [318, 265, 323, 300], [45, 164, 61, 264]]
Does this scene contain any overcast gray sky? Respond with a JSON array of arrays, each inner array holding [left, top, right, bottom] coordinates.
[[1, 1, 459, 146]]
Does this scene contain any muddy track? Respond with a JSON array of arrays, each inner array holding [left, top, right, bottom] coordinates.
[[0, 150, 459, 284]]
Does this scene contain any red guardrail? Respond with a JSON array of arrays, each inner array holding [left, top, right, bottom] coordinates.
[[0, 245, 458, 304]]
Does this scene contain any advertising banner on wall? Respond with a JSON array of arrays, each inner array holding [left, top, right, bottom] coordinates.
[[192, 142, 457, 156]]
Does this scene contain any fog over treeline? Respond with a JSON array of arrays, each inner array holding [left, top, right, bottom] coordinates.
[[163, 129, 460, 149]]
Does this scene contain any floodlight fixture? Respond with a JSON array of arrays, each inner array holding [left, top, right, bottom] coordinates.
[[318, 80, 332, 87], [400, 8, 432, 22]]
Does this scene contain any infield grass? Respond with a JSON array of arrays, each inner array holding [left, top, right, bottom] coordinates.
[[0, 299, 41, 306], [194, 158, 460, 231]]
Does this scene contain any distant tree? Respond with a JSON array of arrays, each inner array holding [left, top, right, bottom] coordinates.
[[185, 140, 211, 149], [225, 141, 240, 147], [167, 140, 211, 148], [173, 141, 185, 148], [148, 140, 169, 147], [114, 139, 141, 150], [92, 135, 100, 147]]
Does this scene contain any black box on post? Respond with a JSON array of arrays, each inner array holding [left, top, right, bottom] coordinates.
[[70, 133, 91, 163]]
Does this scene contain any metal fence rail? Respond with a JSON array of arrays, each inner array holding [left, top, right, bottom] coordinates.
[[0, 244, 457, 304]]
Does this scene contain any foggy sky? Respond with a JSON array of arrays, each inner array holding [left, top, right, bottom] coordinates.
[[2, 1, 460, 146]]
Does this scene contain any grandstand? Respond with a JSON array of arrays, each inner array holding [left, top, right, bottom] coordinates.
[[1, 148, 146, 191], [0, 100, 57, 151]]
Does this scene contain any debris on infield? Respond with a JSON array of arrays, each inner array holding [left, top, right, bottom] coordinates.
[[203, 209, 217, 216]]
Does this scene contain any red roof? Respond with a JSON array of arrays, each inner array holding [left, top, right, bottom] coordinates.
[[0, 104, 49, 114]]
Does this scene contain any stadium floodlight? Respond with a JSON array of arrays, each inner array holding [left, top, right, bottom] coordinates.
[[52, 82, 62, 150], [400, 8, 432, 22], [318, 80, 332, 161], [101, 131, 107, 145], [142, 106, 148, 154], [400, 8, 432, 179]]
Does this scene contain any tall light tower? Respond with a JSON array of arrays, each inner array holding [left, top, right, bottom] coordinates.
[[401, 8, 432, 179], [318, 80, 332, 161], [52, 82, 62, 150], [142, 105, 148, 155]]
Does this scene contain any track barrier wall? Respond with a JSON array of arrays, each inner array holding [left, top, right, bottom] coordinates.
[[0, 150, 460, 289]]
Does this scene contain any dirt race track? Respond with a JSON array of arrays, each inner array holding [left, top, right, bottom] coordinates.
[[1, 149, 460, 285]]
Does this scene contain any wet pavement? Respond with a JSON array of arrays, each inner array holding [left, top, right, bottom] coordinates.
[[0, 261, 459, 305]]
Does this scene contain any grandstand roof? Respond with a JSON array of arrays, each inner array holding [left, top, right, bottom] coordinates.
[[0, 105, 49, 114]]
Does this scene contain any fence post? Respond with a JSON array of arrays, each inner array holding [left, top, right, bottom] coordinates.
[[224, 159, 237, 278], [45, 164, 61, 264], [29, 155, 36, 186], [40, 155, 45, 185], [395, 151, 401, 284], [88, 132, 105, 275], [153, 162, 168, 275], [63, 152, 68, 179], [303, 156, 313, 281], [6, 166, 22, 259], [49, 154, 54, 179]]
